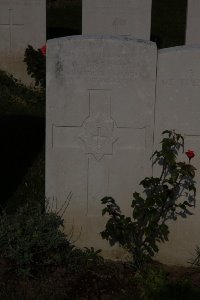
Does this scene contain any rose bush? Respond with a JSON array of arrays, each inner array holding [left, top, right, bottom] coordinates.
[[101, 130, 196, 270]]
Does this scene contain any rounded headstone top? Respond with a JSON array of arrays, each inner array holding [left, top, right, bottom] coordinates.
[[47, 35, 156, 48], [159, 45, 200, 55]]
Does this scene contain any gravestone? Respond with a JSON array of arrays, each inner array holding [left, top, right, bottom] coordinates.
[[46, 36, 157, 258], [186, 0, 200, 45], [82, 0, 152, 39], [154, 46, 200, 265], [0, 0, 46, 84]]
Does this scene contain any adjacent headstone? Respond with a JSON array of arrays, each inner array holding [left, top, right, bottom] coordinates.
[[82, 0, 152, 39], [154, 46, 200, 265], [186, 0, 200, 45], [0, 0, 46, 84], [46, 36, 157, 258]]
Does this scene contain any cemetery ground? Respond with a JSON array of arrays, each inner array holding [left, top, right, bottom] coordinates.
[[1, 72, 200, 300], [0, 1, 199, 297], [1, 255, 200, 300], [1, 201, 200, 300]]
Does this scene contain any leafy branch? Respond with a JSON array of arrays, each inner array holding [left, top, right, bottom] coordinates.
[[101, 130, 196, 270]]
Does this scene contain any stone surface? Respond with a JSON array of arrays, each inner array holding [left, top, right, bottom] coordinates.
[[186, 0, 200, 45], [82, 0, 152, 39], [0, 0, 46, 84], [154, 46, 200, 265], [46, 36, 157, 259]]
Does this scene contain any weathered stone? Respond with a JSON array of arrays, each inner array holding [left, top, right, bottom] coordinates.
[[82, 0, 152, 39], [186, 0, 200, 45], [154, 46, 200, 265], [0, 0, 46, 84], [46, 36, 157, 259]]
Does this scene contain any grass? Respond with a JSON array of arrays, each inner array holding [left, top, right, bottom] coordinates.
[[0, 70, 45, 117], [0, 258, 200, 299], [0, 199, 199, 299]]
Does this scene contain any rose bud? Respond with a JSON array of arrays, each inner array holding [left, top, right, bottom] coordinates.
[[185, 150, 195, 161], [40, 45, 46, 56]]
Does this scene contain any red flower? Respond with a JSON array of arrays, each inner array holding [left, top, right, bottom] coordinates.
[[40, 45, 46, 56], [185, 150, 195, 160]]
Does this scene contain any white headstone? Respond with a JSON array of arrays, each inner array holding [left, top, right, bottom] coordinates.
[[186, 0, 200, 45], [0, 0, 46, 84], [46, 36, 157, 259], [82, 0, 152, 39], [154, 46, 200, 265]]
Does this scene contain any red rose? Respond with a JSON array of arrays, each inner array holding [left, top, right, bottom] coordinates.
[[185, 150, 195, 160], [40, 45, 46, 56]]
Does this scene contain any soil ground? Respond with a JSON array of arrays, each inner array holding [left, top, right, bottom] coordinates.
[[1, 259, 200, 300]]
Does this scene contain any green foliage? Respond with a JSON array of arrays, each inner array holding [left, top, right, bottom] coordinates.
[[67, 246, 104, 273], [0, 70, 45, 116], [135, 268, 200, 300], [137, 268, 169, 300], [0, 198, 103, 278], [24, 45, 46, 88], [0, 201, 70, 277], [101, 130, 196, 270], [188, 246, 200, 268]]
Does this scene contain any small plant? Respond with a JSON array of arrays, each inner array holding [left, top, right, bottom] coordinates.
[[188, 246, 200, 268], [0, 69, 45, 111], [0, 194, 104, 279], [24, 44, 46, 88], [0, 200, 72, 278], [101, 130, 196, 270], [136, 268, 169, 300], [137, 268, 200, 300]]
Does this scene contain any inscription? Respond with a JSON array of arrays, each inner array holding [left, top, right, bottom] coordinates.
[[64, 48, 146, 85], [0, 0, 41, 4], [162, 78, 200, 87], [162, 70, 200, 87], [83, 0, 151, 37]]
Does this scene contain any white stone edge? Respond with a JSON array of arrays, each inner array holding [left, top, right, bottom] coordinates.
[[47, 35, 156, 48], [159, 44, 200, 54]]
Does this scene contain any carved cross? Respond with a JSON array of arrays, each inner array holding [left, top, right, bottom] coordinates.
[[0, 8, 24, 52], [52, 89, 146, 215]]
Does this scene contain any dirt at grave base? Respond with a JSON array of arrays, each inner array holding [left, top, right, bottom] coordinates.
[[161, 263, 200, 288], [0, 259, 200, 299]]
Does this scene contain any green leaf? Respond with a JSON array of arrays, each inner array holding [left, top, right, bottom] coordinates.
[[162, 130, 172, 136]]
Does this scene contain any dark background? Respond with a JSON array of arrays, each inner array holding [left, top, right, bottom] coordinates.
[[47, 0, 188, 48]]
